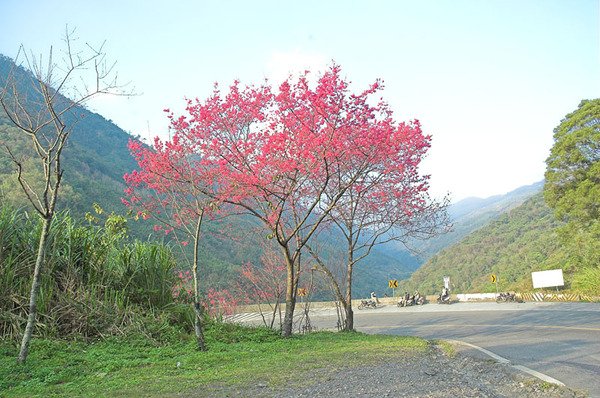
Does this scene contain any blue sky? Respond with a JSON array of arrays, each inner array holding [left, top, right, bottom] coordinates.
[[1, 0, 598, 201]]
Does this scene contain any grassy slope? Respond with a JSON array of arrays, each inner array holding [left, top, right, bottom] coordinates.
[[0, 326, 427, 397], [399, 193, 569, 294]]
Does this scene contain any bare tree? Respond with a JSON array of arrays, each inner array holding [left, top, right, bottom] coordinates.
[[308, 197, 450, 331], [0, 27, 131, 363]]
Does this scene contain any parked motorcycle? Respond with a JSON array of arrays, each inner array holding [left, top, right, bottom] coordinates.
[[496, 292, 519, 303], [397, 292, 411, 307], [358, 299, 377, 310], [437, 293, 451, 304], [437, 287, 451, 304]]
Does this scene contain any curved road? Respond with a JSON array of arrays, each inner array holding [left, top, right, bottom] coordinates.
[[307, 302, 600, 397]]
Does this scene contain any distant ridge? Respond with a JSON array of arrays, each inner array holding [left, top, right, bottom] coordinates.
[[354, 181, 544, 297], [451, 181, 545, 220], [380, 180, 544, 265], [399, 193, 565, 294]]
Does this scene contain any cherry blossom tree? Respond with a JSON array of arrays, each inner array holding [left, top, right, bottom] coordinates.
[[238, 242, 287, 329], [123, 128, 221, 351], [308, 119, 450, 330], [154, 64, 441, 337]]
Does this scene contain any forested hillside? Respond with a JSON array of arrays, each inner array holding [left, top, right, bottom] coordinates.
[[0, 53, 254, 291], [389, 181, 544, 262], [0, 54, 138, 216], [399, 193, 568, 294]]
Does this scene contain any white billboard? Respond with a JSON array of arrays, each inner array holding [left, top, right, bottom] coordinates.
[[531, 269, 564, 289]]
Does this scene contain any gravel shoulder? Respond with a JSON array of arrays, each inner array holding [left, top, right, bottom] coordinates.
[[182, 342, 588, 398]]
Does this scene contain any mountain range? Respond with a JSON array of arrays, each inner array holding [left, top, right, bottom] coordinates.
[[398, 192, 567, 295], [414, 180, 545, 259], [0, 53, 416, 297], [370, 181, 544, 294]]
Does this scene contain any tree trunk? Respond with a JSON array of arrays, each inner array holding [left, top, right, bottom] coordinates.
[[18, 216, 52, 364], [193, 302, 207, 351], [344, 303, 354, 331], [192, 210, 207, 351], [281, 273, 296, 337], [344, 260, 354, 331], [269, 301, 278, 330], [281, 252, 296, 337], [306, 244, 348, 331]]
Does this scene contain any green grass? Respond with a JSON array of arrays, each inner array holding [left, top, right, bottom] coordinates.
[[432, 340, 457, 357], [0, 324, 428, 397]]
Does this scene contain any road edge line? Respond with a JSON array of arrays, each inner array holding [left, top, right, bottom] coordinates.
[[444, 339, 565, 386]]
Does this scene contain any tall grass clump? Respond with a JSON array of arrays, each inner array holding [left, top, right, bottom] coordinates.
[[572, 267, 600, 296], [0, 205, 190, 341]]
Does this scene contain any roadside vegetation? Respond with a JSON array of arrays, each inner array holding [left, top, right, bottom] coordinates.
[[0, 327, 427, 397], [544, 99, 600, 295], [0, 204, 190, 341], [0, 202, 429, 397]]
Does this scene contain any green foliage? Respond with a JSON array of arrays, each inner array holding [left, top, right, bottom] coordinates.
[[0, 204, 183, 340], [572, 266, 600, 295], [203, 319, 280, 345], [0, 329, 427, 397], [545, 99, 600, 226], [544, 99, 600, 287]]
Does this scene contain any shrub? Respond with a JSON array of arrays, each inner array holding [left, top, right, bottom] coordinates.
[[0, 205, 182, 340]]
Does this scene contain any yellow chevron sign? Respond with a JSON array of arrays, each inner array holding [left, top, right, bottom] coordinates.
[[388, 279, 398, 288], [491, 274, 497, 283]]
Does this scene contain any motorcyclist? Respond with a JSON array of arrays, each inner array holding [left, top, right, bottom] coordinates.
[[414, 290, 421, 304], [370, 291, 379, 305], [440, 287, 450, 302], [403, 291, 412, 306], [398, 292, 407, 307]]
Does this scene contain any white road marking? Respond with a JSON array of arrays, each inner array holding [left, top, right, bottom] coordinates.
[[446, 339, 565, 386], [445, 339, 510, 364]]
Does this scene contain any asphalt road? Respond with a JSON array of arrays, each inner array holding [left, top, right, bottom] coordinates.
[[307, 301, 600, 397]]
